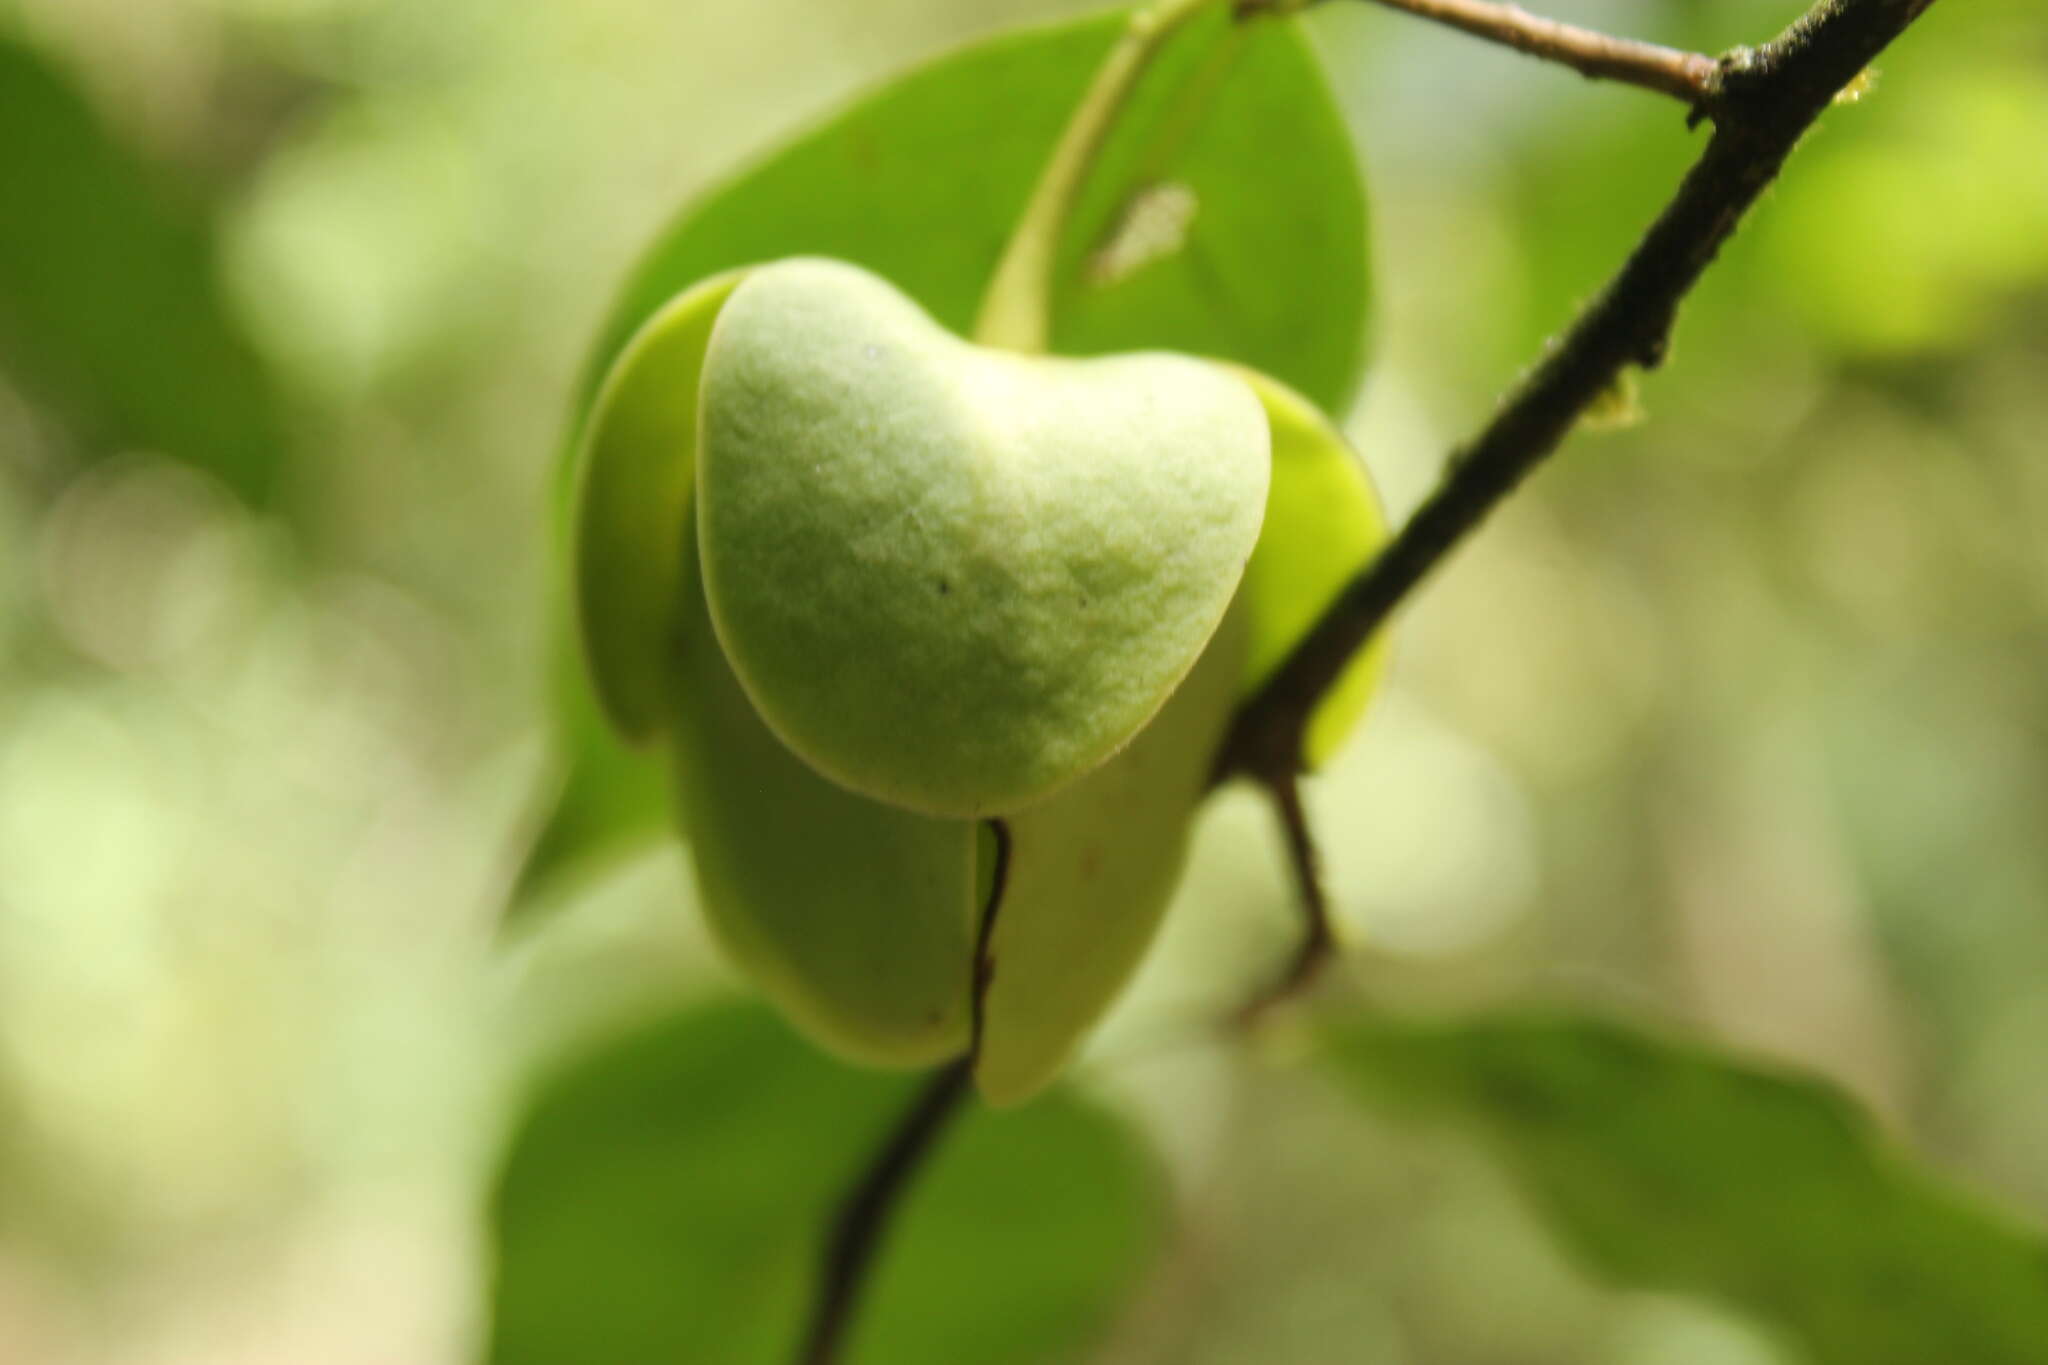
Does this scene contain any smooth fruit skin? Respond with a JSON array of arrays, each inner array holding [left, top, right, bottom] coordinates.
[[696, 257, 1271, 819]]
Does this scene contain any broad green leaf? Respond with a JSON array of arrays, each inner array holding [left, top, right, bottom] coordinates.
[[0, 36, 290, 507], [1047, 12, 1368, 405], [519, 2, 1371, 909], [698, 258, 1268, 818], [1326, 1010, 2048, 1365], [489, 1001, 1164, 1365], [572, 6, 1367, 446], [1234, 367, 1388, 766], [508, 658, 669, 913]]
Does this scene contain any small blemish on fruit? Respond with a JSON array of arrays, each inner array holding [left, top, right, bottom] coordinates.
[[938, 579, 951, 596]]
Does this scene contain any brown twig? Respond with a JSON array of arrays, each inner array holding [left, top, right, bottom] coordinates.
[[1359, 0, 1720, 107], [794, 2, 1945, 1358], [1215, 0, 1941, 793], [969, 818, 1012, 1061], [796, 819, 1009, 1365], [795, 1060, 973, 1365], [1236, 774, 1338, 1024]]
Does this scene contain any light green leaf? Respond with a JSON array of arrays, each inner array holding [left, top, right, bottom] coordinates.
[[573, 5, 1367, 443], [1756, 67, 2048, 358], [0, 35, 291, 507], [489, 1001, 1164, 1365], [1326, 1009, 2048, 1365], [506, 638, 670, 916]]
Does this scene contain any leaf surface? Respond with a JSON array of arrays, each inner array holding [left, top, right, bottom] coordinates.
[[0, 36, 291, 506], [1327, 1009, 2048, 1365], [489, 1002, 1163, 1365]]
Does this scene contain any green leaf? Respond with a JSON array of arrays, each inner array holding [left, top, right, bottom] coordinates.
[[574, 6, 1366, 446], [1755, 65, 2048, 358], [517, 3, 1370, 912], [1325, 1010, 2048, 1365], [489, 1001, 1164, 1365], [0, 35, 291, 506], [506, 635, 671, 916]]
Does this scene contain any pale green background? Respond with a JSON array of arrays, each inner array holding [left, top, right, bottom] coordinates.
[[0, 0, 2044, 1361]]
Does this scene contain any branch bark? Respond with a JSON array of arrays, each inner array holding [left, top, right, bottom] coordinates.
[[796, 1061, 973, 1365], [1215, 0, 1940, 790], [1236, 775, 1339, 1023], [1359, 0, 1720, 106], [798, 818, 1007, 1365]]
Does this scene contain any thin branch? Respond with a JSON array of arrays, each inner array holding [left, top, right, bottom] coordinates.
[[1215, 0, 1940, 790], [1236, 775, 1337, 1024], [1359, 0, 1719, 107], [796, 1060, 973, 1365], [795, 819, 1009, 1365], [969, 818, 1013, 1061]]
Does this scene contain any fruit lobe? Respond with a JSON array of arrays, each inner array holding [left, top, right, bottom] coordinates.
[[573, 269, 746, 743], [696, 257, 1271, 818]]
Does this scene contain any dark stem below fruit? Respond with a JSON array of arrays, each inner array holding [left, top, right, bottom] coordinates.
[[1236, 774, 1337, 1024], [795, 819, 1009, 1365], [794, 1059, 973, 1365], [970, 818, 1013, 1062]]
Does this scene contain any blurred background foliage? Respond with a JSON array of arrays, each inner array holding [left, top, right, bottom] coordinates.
[[0, 0, 2045, 1361]]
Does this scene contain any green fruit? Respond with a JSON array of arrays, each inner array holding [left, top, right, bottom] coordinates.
[[568, 257, 1387, 1096], [696, 258, 1271, 818], [572, 269, 746, 743]]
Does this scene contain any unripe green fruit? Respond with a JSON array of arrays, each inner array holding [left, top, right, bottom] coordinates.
[[698, 258, 1271, 818], [570, 257, 1386, 1100]]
